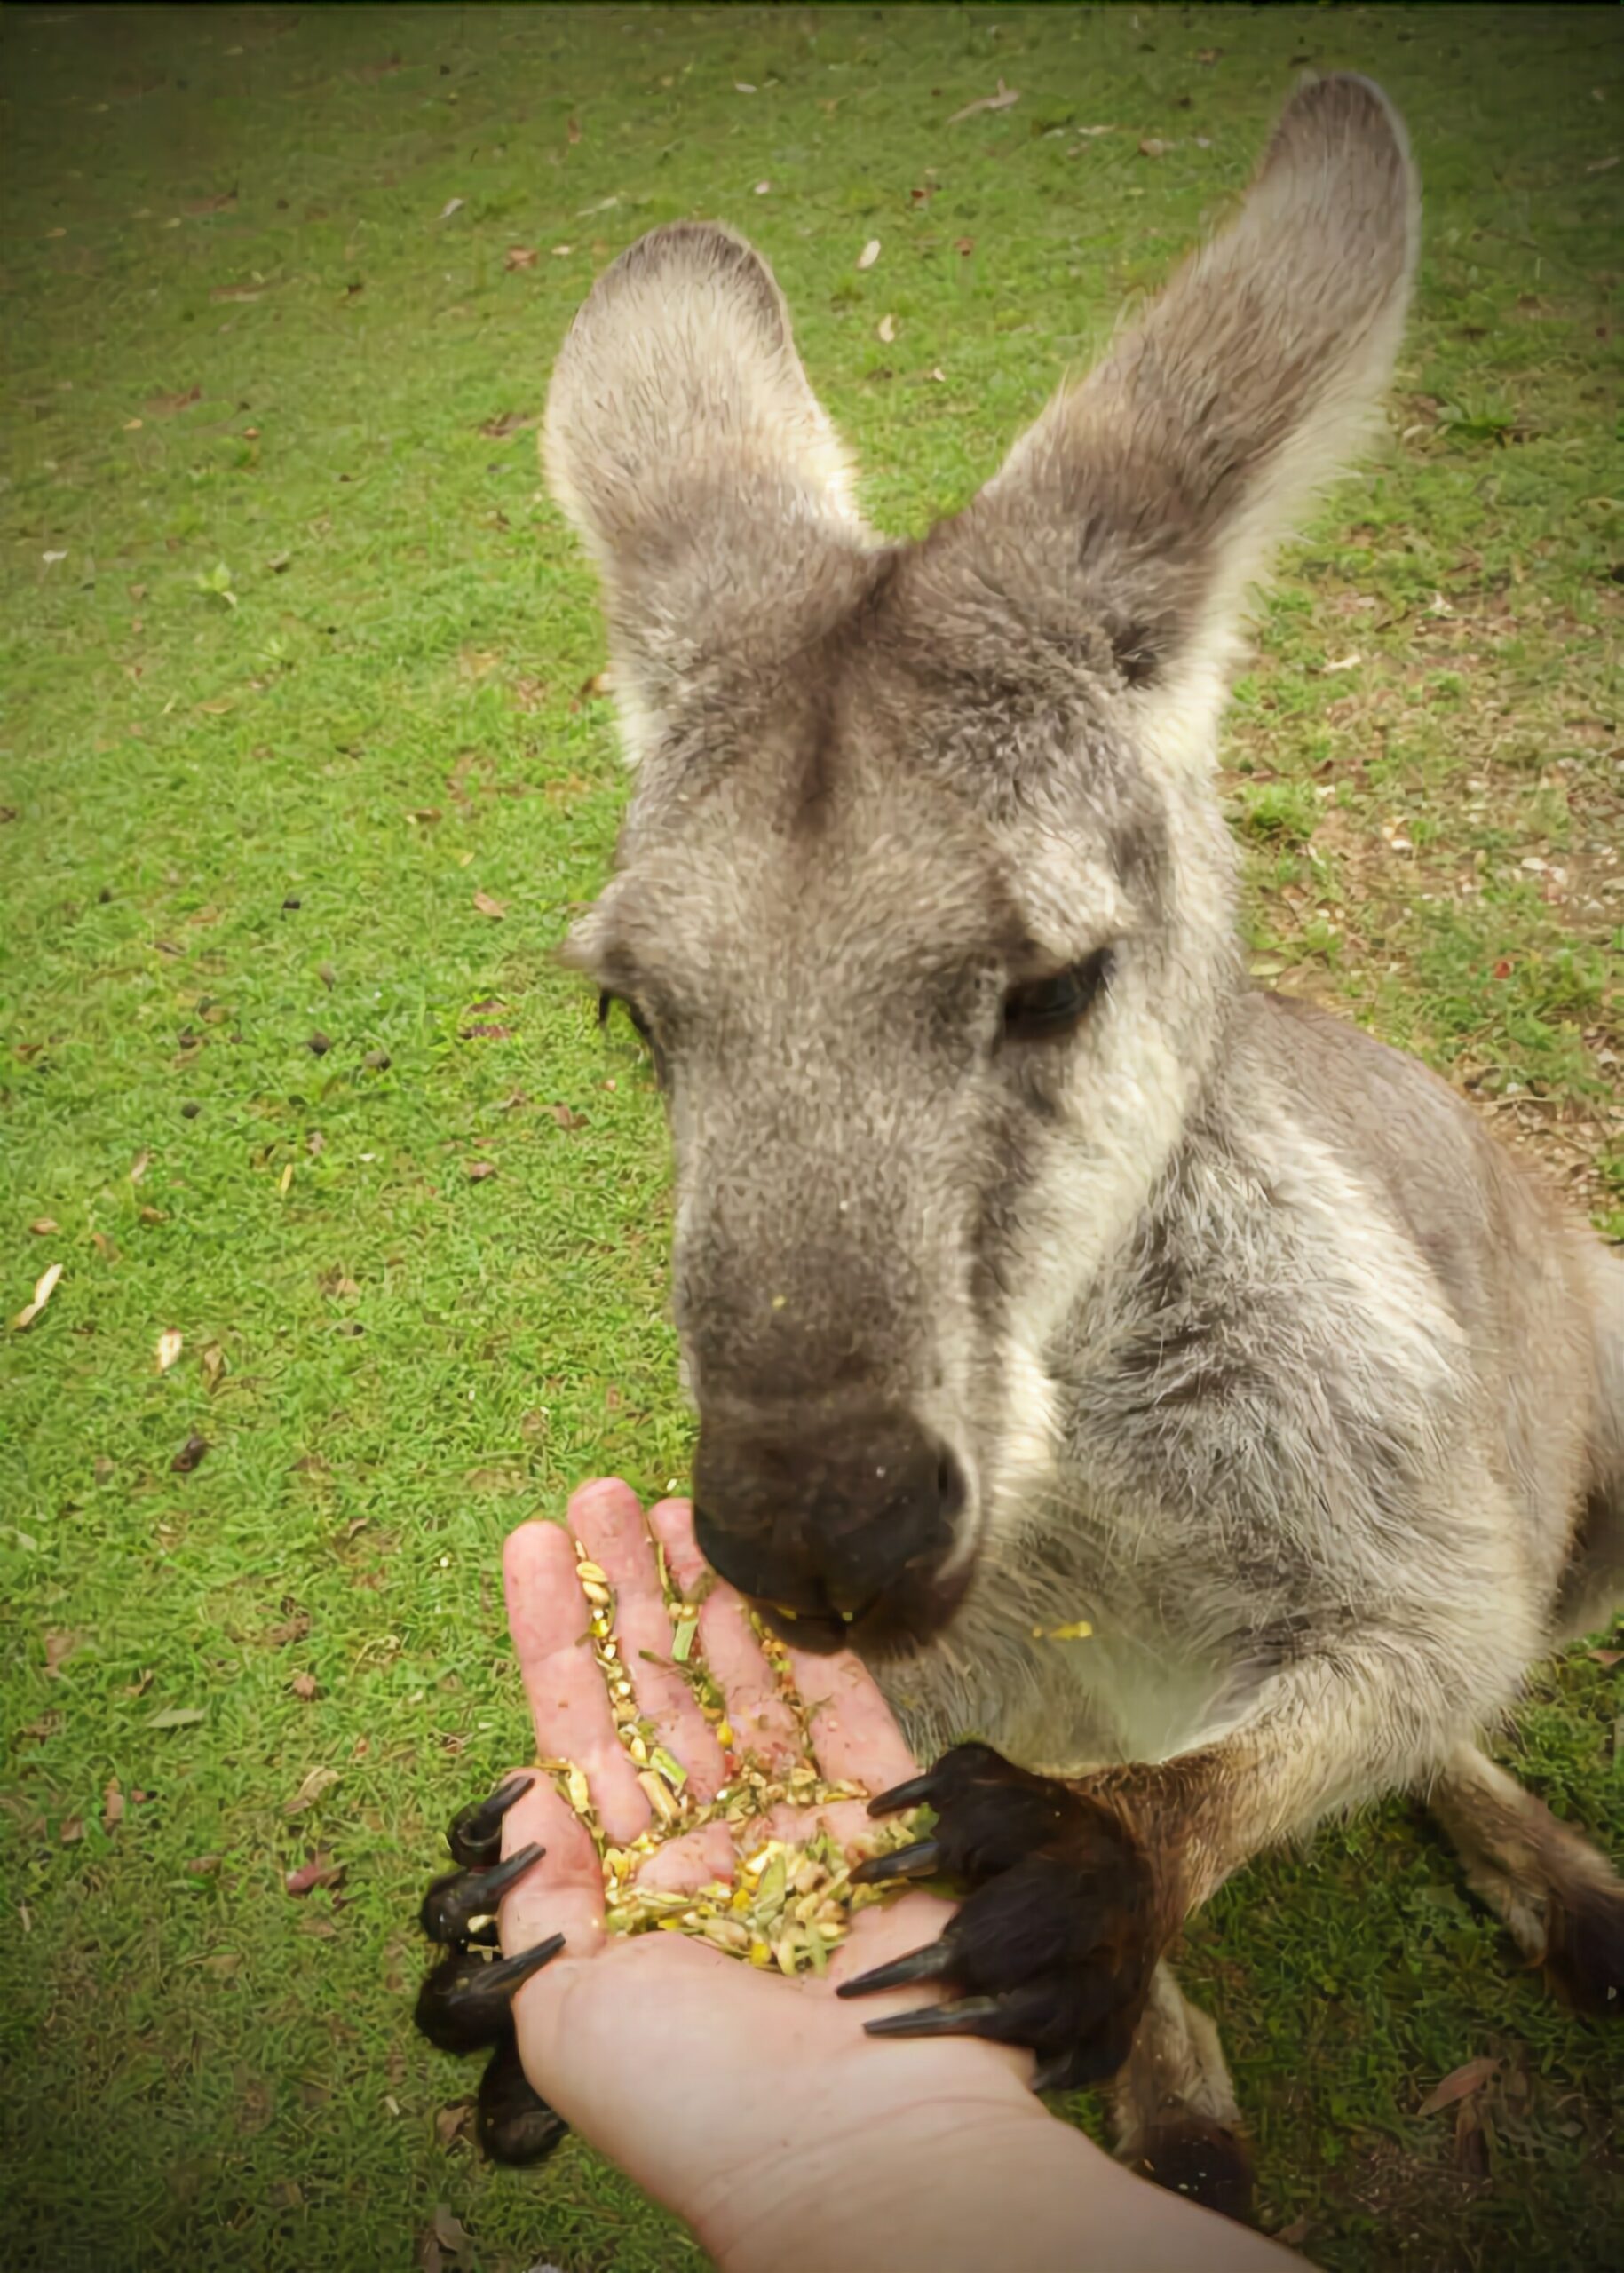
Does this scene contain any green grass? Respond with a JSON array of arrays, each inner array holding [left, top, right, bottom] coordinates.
[[2, 6, 1620, 2269]]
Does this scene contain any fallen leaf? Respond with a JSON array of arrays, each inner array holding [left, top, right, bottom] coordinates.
[[551, 242, 573, 257], [1588, 1647, 1621, 1668], [438, 197, 464, 221], [131, 1150, 152, 1183], [460, 1022, 512, 1040], [479, 409, 531, 438], [465, 1160, 498, 1182], [148, 1706, 206, 1730], [29, 1217, 59, 1236], [947, 78, 1019, 124], [201, 1342, 226, 1390], [734, 81, 756, 95], [754, 179, 771, 195], [1586, 154, 1619, 174], [60, 1817, 84, 1846], [1322, 653, 1362, 673], [284, 1765, 340, 1815], [103, 1780, 125, 1833], [12, 1261, 63, 1332], [578, 669, 611, 701], [504, 246, 538, 270], [41, 550, 67, 566], [472, 890, 506, 920], [45, 1632, 78, 1676], [434, 2100, 475, 2149], [1493, 958, 1515, 980], [170, 1432, 210, 1475], [139, 1205, 167, 1225], [285, 1854, 345, 1896], [1198, 47, 1222, 64], [929, 366, 947, 383], [1417, 2056, 1499, 2118], [91, 1232, 119, 1263], [566, 115, 581, 144], [125, 1668, 154, 1698], [185, 1854, 222, 1875], [210, 283, 263, 304], [856, 237, 881, 271], [1138, 137, 1173, 159], [432, 2206, 473, 2255], [545, 1102, 584, 1131], [156, 1329, 185, 1373], [290, 1671, 320, 1700], [954, 237, 974, 257], [876, 313, 897, 344], [146, 384, 202, 416]]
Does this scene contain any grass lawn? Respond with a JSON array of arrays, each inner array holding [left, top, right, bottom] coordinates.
[[2, 5, 1620, 2269]]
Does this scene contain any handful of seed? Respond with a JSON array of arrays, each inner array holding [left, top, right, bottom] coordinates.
[[535, 1536, 926, 1976]]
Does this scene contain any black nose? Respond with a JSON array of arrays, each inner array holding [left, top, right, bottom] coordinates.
[[693, 1403, 963, 1627]]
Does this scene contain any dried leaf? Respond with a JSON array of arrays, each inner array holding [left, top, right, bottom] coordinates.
[[284, 1765, 340, 1815], [1417, 2056, 1499, 2118], [44, 1631, 78, 1676], [285, 1854, 345, 1896], [460, 1022, 512, 1041], [856, 238, 881, 271], [1138, 137, 1173, 159], [13, 1261, 63, 1331], [472, 889, 506, 920], [946, 79, 1020, 124], [504, 246, 538, 270], [876, 313, 897, 344], [145, 384, 202, 416], [185, 1853, 222, 1875], [131, 1150, 152, 1183], [156, 1328, 185, 1373], [434, 2100, 475, 2148], [29, 1217, 59, 1236], [465, 1160, 498, 1183], [566, 115, 581, 145], [60, 1816, 84, 1846], [754, 179, 772, 195], [103, 1780, 125, 1832], [201, 1342, 227, 1390], [438, 197, 464, 221], [1588, 1647, 1621, 1668], [170, 1432, 210, 1475], [148, 1706, 206, 1729], [290, 1671, 320, 1700], [432, 2205, 472, 2255]]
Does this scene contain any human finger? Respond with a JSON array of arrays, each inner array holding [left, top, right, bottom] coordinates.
[[646, 1497, 801, 1769]]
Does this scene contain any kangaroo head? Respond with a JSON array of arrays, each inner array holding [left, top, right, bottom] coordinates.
[[545, 78, 1418, 1653]]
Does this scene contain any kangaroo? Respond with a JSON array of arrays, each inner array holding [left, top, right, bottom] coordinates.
[[416, 75, 1624, 2207]]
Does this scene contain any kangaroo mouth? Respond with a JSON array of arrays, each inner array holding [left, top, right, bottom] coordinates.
[[754, 1545, 978, 1659]]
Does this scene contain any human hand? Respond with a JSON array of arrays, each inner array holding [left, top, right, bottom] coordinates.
[[423, 1478, 1044, 2269]]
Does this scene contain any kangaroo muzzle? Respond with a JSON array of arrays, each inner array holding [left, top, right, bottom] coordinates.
[[693, 1400, 966, 1648]]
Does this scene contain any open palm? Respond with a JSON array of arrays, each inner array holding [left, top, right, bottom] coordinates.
[[490, 1480, 1035, 2253]]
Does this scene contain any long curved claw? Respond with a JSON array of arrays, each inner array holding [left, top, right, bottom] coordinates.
[[448, 1774, 536, 1870], [850, 1835, 942, 1887], [414, 1934, 566, 2055], [835, 1936, 960, 1999], [477, 2033, 571, 2167], [420, 1842, 546, 1944], [865, 1767, 942, 1816], [860, 1992, 1008, 2039]]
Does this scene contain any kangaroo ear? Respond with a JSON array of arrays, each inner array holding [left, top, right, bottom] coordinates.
[[953, 75, 1419, 756], [544, 225, 867, 751]]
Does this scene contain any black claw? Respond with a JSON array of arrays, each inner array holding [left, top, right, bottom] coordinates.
[[867, 1768, 941, 1817], [421, 1842, 546, 1944], [836, 1936, 960, 1999], [851, 1836, 942, 1886], [861, 1992, 1005, 2039], [477, 2034, 571, 2167], [448, 1774, 535, 1870], [414, 1933, 566, 2054]]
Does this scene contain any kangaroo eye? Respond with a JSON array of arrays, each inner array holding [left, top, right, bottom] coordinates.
[[1002, 949, 1113, 1041]]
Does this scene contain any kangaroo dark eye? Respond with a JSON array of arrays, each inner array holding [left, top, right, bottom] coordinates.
[[1002, 949, 1113, 1041]]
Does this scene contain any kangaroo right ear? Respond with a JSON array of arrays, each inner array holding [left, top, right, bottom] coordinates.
[[543, 225, 867, 752]]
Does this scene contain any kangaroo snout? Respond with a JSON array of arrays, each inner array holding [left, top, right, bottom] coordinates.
[[693, 1401, 967, 1648]]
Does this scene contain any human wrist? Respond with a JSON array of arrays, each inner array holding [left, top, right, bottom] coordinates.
[[697, 2092, 1068, 2273]]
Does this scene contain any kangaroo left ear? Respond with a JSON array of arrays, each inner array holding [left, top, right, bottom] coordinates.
[[543, 224, 872, 761], [932, 75, 1420, 768]]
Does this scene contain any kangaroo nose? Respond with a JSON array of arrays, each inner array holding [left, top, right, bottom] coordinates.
[[693, 1404, 963, 1630]]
